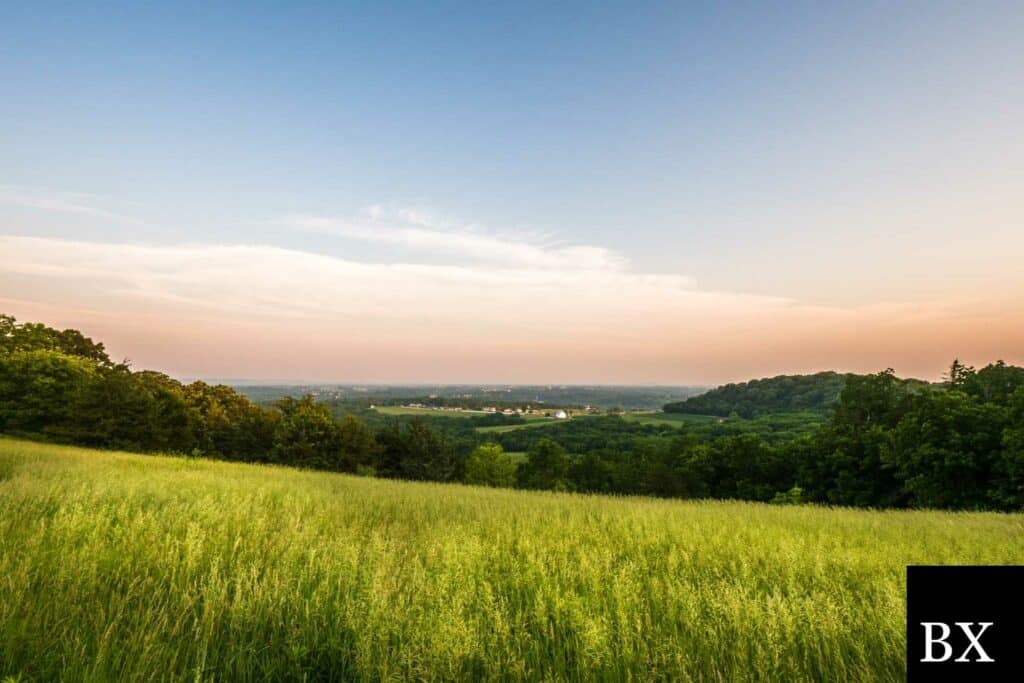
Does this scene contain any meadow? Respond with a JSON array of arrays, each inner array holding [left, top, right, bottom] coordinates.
[[618, 411, 719, 426], [2, 437, 1023, 682], [371, 405, 487, 417], [373, 406, 552, 420]]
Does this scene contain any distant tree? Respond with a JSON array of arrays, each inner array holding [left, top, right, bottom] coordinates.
[[664, 371, 849, 418], [633, 437, 709, 498], [376, 420, 461, 482], [0, 314, 111, 366], [337, 415, 379, 473], [0, 350, 96, 435], [517, 438, 571, 491], [464, 443, 517, 487], [770, 486, 804, 505], [797, 370, 911, 507], [68, 366, 194, 452], [944, 358, 975, 388], [185, 381, 277, 460], [706, 434, 789, 501], [570, 451, 616, 493], [962, 361, 1024, 405], [271, 396, 345, 470], [887, 389, 1006, 509]]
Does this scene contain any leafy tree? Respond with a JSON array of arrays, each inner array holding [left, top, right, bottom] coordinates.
[[517, 438, 571, 491], [944, 358, 975, 388], [184, 381, 277, 460], [69, 366, 194, 452], [376, 420, 461, 482], [337, 415, 380, 473], [798, 370, 912, 507], [464, 443, 517, 487], [887, 389, 1007, 509], [962, 361, 1024, 405], [0, 350, 96, 435], [634, 437, 711, 498], [570, 451, 616, 493], [0, 315, 111, 366], [770, 486, 804, 505], [271, 396, 345, 470]]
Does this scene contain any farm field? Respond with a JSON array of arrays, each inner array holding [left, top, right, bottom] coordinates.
[[619, 411, 719, 426], [373, 406, 552, 420], [372, 405, 486, 417], [3, 437, 1024, 681], [475, 420, 561, 434]]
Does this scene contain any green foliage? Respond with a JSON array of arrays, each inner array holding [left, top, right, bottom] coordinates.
[[337, 415, 380, 473], [0, 350, 96, 435], [664, 371, 850, 417], [184, 381, 278, 460], [888, 390, 1008, 509], [272, 396, 348, 470], [464, 443, 517, 487], [798, 370, 911, 507], [376, 419, 462, 482], [961, 360, 1024, 404], [517, 438, 571, 490], [0, 314, 111, 366], [771, 486, 804, 505], [3, 439, 1024, 681]]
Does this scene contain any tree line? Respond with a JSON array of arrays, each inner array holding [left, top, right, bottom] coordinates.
[[1, 315, 1022, 510], [665, 371, 900, 418]]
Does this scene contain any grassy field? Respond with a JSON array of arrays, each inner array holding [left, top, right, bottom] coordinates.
[[475, 420, 561, 434], [370, 405, 561, 435], [619, 411, 719, 426], [372, 405, 485, 417], [373, 406, 551, 419], [2, 438, 1023, 681]]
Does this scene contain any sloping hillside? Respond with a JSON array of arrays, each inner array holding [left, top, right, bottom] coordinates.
[[664, 371, 850, 417], [3, 437, 1024, 681]]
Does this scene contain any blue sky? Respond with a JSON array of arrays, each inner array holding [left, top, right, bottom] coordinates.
[[1, 2, 1022, 382]]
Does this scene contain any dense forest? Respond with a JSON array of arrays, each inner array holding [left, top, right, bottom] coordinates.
[[665, 371, 855, 417], [2, 314, 1022, 510]]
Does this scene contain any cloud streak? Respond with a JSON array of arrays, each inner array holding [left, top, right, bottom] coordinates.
[[0, 185, 137, 223], [286, 206, 632, 272]]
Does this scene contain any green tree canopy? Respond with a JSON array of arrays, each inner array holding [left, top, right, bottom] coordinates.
[[464, 443, 517, 488]]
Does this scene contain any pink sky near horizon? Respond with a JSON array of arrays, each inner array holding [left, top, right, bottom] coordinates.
[[2, 233, 1021, 386]]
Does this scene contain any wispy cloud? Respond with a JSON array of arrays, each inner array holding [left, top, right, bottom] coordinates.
[[0, 235, 719, 324], [286, 205, 631, 272], [0, 185, 137, 223]]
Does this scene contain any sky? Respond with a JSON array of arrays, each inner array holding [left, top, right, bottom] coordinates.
[[1, 1, 1022, 384]]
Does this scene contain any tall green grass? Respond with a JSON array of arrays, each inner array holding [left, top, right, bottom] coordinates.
[[2, 437, 1022, 681]]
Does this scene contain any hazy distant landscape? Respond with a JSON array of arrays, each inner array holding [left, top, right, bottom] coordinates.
[[236, 384, 706, 411]]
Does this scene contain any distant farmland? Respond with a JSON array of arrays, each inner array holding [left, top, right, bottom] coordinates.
[[3, 437, 1023, 681], [373, 405, 552, 420], [372, 405, 486, 417], [618, 411, 719, 426]]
